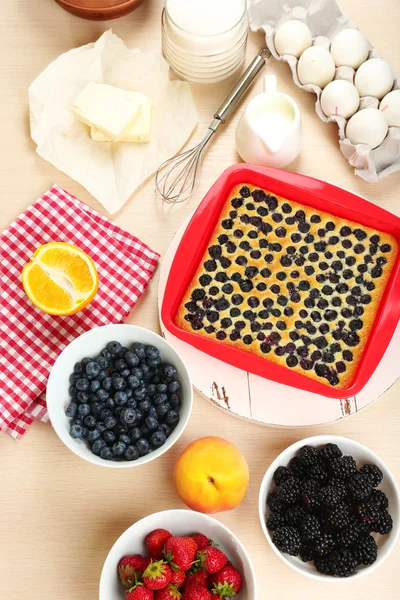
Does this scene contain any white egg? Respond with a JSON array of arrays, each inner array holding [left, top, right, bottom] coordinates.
[[297, 46, 335, 88], [380, 89, 400, 127], [355, 58, 394, 99], [274, 20, 313, 58], [321, 80, 360, 119], [346, 108, 388, 148], [330, 29, 370, 69]]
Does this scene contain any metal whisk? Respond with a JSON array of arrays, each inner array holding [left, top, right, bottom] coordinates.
[[155, 48, 271, 204]]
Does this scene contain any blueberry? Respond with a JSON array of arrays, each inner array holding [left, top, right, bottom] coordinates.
[[163, 365, 177, 379], [100, 447, 114, 460], [147, 358, 162, 368], [168, 380, 180, 394], [141, 424, 151, 437], [157, 404, 170, 418], [78, 403, 91, 417], [169, 393, 181, 409], [74, 362, 84, 374], [134, 387, 147, 401], [139, 399, 151, 412], [127, 375, 140, 390], [112, 441, 126, 456], [165, 410, 180, 426], [76, 378, 89, 391], [65, 402, 78, 418], [107, 341, 122, 355], [145, 416, 159, 431], [70, 424, 85, 439], [69, 373, 79, 384], [90, 380, 101, 393], [102, 377, 112, 392], [87, 429, 101, 443], [92, 439, 107, 455], [129, 343, 144, 360], [96, 389, 109, 401], [120, 408, 137, 426], [103, 416, 116, 430], [112, 377, 125, 391], [137, 438, 150, 456], [69, 386, 78, 398], [119, 434, 131, 446], [112, 359, 126, 372], [77, 391, 89, 403], [151, 431, 167, 448], [124, 446, 140, 461], [114, 391, 128, 406], [85, 361, 101, 378], [130, 427, 142, 443], [81, 358, 92, 366], [103, 430, 116, 444], [96, 421, 107, 433], [146, 346, 160, 360]]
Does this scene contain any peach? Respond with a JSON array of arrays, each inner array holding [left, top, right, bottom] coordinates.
[[173, 436, 249, 514]]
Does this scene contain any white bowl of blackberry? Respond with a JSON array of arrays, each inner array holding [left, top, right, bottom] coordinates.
[[259, 435, 399, 580], [47, 324, 193, 468]]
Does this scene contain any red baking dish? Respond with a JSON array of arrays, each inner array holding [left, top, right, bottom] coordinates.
[[161, 164, 400, 399]]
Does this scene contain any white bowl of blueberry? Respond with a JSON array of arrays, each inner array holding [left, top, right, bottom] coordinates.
[[47, 324, 193, 468], [259, 436, 399, 580]]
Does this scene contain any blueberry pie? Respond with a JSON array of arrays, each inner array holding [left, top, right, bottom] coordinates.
[[177, 184, 397, 388]]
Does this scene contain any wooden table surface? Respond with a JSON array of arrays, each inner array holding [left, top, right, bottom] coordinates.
[[1, 1, 399, 598]]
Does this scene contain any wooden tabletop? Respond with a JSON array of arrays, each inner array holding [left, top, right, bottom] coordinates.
[[1, 1, 400, 598]]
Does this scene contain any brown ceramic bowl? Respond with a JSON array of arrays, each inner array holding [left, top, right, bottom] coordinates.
[[55, 0, 145, 20]]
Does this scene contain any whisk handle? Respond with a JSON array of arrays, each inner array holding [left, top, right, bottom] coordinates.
[[214, 48, 270, 124]]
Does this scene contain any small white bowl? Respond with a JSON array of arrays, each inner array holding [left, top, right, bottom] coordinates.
[[259, 435, 400, 581], [47, 324, 193, 468], [99, 509, 257, 599]]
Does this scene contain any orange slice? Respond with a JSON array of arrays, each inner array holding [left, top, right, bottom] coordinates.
[[21, 242, 99, 316]]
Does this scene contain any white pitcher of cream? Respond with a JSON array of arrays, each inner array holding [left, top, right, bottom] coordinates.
[[235, 75, 302, 168]]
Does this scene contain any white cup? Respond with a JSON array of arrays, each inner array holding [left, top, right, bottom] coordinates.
[[236, 75, 302, 168]]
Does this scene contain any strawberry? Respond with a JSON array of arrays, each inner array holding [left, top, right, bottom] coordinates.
[[182, 586, 212, 600], [190, 534, 210, 551], [118, 555, 147, 588], [196, 546, 228, 574], [154, 584, 182, 599], [170, 570, 186, 588], [126, 585, 154, 600], [184, 571, 208, 591], [164, 536, 198, 571], [146, 529, 173, 559], [209, 563, 242, 598], [143, 560, 173, 590]]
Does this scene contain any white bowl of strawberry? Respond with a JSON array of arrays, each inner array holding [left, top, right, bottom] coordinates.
[[99, 509, 257, 599]]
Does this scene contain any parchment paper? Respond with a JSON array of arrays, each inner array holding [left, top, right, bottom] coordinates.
[[248, 0, 400, 183], [29, 31, 198, 213]]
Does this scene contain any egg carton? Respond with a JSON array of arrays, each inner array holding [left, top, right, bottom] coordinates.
[[247, 0, 400, 183]]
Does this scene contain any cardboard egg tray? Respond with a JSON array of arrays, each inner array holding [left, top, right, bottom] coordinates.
[[248, 0, 400, 183]]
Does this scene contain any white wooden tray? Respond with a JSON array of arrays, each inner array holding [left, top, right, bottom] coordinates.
[[158, 217, 400, 427]]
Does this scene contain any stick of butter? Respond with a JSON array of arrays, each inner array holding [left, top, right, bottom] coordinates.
[[90, 100, 152, 143], [73, 83, 145, 141]]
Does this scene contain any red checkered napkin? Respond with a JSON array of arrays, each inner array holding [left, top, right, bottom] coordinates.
[[0, 185, 160, 439]]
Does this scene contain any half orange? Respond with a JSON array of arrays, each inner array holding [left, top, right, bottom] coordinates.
[[21, 242, 99, 316]]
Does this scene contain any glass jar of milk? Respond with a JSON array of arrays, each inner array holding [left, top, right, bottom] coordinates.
[[162, 0, 248, 83]]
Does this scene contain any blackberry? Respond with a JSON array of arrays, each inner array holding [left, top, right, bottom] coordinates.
[[317, 443, 342, 464], [267, 491, 284, 513], [353, 534, 378, 565], [318, 485, 342, 508], [329, 549, 358, 577], [354, 500, 381, 531], [285, 506, 306, 527], [315, 555, 335, 576], [273, 466, 292, 486], [299, 543, 316, 562], [289, 456, 306, 480], [360, 464, 383, 488], [326, 503, 351, 531], [313, 532, 336, 557], [279, 477, 301, 505], [298, 445, 318, 468], [306, 464, 328, 485], [347, 473, 373, 501], [272, 526, 301, 556], [267, 511, 286, 531], [299, 515, 320, 541], [330, 455, 357, 480], [369, 489, 389, 510], [374, 510, 393, 535], [336, 522, 363, 548], [301, 480, 321, 512]]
